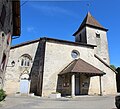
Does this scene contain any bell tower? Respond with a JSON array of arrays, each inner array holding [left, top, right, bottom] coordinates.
[[73, 12, 110, 64]]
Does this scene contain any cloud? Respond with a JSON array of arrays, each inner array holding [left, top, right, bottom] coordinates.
[[30, 4, 79, 18], [27, 27, 35, 32]]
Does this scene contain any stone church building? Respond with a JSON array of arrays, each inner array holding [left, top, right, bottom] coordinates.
[[4, 12, 117, 97]]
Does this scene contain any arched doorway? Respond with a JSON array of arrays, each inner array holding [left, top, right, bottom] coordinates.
[[20, 73, 30, 94]]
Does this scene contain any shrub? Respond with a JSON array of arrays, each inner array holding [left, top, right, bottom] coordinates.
[[0, 89, 6, 102]]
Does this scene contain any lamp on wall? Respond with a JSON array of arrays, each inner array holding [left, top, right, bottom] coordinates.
[[7, 61, 15, 67], [11, 61, 15, 67]]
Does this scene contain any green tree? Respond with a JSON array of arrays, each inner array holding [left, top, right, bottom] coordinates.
[[116, 67, 120, 73], [0, 89, 6, 102], [110, 65, 116, 70]]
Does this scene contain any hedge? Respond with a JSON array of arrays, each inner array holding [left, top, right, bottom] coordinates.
[[0, 89, 6, 102]]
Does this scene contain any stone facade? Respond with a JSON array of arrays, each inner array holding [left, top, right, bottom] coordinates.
[[41, 41, 116, 96], [86, 27, 110, 64], [0, 0, 20, 89], [30, 39, 46, 96], [4, 37, 117, 96], [4, 12, 117, 96], [4, 41, 38, 94], [74, 26, 110, 65], [42, 41, 94, 96]]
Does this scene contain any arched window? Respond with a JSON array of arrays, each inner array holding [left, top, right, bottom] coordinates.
[[20, 54, 32, 67], [1, 32, 5, 42], [21, 73, 29, 80]]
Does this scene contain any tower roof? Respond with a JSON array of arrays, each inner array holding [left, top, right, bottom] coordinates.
[[73, 12, 108, 36]]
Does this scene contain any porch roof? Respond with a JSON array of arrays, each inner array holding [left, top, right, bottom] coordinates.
[[59, 58, 105, 76]]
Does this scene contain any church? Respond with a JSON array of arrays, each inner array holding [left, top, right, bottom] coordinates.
[[4, 12, 117, 97]]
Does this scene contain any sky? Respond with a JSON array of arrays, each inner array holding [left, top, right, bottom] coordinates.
[[12, 0, 120, 67]]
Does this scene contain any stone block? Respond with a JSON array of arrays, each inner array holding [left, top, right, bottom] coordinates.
[[49, 92, 61, 99]]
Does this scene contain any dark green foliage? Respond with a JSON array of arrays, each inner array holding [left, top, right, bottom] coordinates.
[[116, 67, 120, 73], [0, 89, 6, 102], [116, 67, 120, 92], [110, 65, 116, 70]]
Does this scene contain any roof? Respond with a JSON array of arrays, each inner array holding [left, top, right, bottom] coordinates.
[[59, 58, 105, 76], [11, 38, 40, 49], [94, 54, 117, 74], [11, 37, 96, 49], [73, 12, 108, 36]]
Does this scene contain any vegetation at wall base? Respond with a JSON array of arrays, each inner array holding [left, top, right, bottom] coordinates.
[[0, 89, 6, 102]]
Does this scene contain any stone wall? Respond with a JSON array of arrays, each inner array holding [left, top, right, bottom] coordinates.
[[75, 27, 87, 43], [42, 41, 116, 96], [0, 0, 13, 89], [30, 39, 46, 96], [42, 41, 95, 96], [4, 38, 117, 96], [89, 55, 117, 95], [86, 27, 110, 65], [4, 42, 38, 94]]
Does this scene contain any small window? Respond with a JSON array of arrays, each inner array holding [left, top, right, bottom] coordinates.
[[96, 34, 100, 38], [24, 61, 27, 66], [21, 59, 24, 66], [27, 61, 30, 66], [96, 31, 100, 38], [71, 50, 80, 59], [2, 32, 5, 41], [20, 55, 32, 67], [0, 53, 6, 70]]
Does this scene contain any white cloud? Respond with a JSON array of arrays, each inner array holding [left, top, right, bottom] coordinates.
[[27, 27, 35, 32], [30, 4, 79, 18]]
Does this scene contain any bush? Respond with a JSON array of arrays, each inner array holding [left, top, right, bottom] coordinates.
[[0, 89, 6, 102]]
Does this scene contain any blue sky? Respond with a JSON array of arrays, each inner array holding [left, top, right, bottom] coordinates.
[[12, 0, 120, 67]]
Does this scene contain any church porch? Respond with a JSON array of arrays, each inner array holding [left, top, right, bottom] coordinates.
[[57, 58, 105, 97], [57, 73, 90, 96]]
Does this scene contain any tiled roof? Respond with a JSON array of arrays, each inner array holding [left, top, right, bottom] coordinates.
[[59, 58, 105, 76], [73, 12, 108, 36], [94, 54, 117, 73]]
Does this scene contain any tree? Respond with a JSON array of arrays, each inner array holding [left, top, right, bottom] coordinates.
[[110, 65, 116, 70], [116, 67, 120, 92], [116, 67, 120, 73]]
